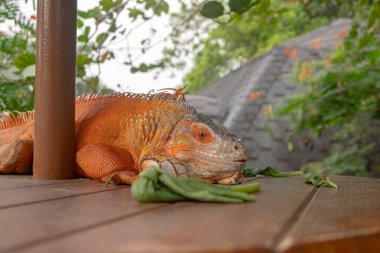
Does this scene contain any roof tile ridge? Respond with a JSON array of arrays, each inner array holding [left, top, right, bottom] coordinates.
[[223, 50, 283, 129], [282, 18, 352, 48]]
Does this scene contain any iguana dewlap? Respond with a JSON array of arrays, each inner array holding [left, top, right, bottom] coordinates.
[[0, 89, 248, 184]]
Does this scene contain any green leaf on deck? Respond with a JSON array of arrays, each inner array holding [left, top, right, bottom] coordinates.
[[242, 167, 303, 177], [304, 173, 338, 189], [131, 167, 258, 203]]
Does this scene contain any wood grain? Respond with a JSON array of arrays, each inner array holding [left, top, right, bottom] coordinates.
[[2, 175, 379, 253], [22, 176, 314, 253], [0, 187, 165, 252], [0, 178, 123, 208], [276, 176, 380, 253], [0, 175, 67, 190]]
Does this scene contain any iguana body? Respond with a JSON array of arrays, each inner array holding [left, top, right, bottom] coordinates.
[[0, 90, 248, 184]]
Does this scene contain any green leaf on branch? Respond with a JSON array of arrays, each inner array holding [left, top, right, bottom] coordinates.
[[130, 62, 163, 73], [129, 8, 146, 21], [256, 0, 271, 13], [228, 0, 252, 13], [14, 53, 35, 70], [77, 8, 102, 19], [275, 6, 289, 15], [96, 32, 108, 45], [304, 173, 338, 189], [78, 26, 91, 42], [200, 1, 225, 19], [100, 0, 122, 12], [77, 18, 84, 29], [142, 0, 169, 16], [76, 55, 92, 67], [358, 33, 374, 50], [156, 1, 169, 15], [367, 2, 380, 29], [242, 167, 303, 177], [109, 22, 118, 32]]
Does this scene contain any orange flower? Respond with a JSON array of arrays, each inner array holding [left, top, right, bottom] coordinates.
[[323, 60, 330, 69], [262, 104, 273, 120], [283, 47, 292, 57], [298, 62, 312, 82], [323, 55, 333, 68], [284, 47, 299, 60], [30, 15, 36, 20], [249, 91, 261, 101], [289, 48, 299, 59], [0, 31, 3, 37], [339, 29, 347, 38], [309, 38, 321, 50], [264, 104, 272, 114]]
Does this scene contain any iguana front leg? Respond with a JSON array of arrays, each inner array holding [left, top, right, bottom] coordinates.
[[76, 144, 139, 184], [0, 139, 33, 174]]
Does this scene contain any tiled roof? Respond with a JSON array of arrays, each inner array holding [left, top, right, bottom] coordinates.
[[186, 19, 352, 170]]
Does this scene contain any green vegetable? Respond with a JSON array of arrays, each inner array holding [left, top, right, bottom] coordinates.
[[304, 173, 338, 189], [131, 167, 259, 203], [242, 167, 303, 177], [230, 182, 261, 193]]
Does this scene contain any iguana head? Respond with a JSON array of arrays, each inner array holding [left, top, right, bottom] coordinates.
[[162, 113, 248, 184]]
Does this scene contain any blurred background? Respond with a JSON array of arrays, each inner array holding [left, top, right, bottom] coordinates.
[[0, 0, 379, 176]]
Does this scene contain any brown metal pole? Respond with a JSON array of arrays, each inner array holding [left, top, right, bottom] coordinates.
[[34, 0, 77, 179]]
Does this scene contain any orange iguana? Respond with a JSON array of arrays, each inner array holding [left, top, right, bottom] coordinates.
[[0, 89, 248, 184]]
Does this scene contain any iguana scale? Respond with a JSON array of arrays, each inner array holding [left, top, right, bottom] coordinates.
[[0, 89, 248, 184]]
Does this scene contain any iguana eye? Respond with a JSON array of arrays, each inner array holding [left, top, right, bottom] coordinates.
[[191, 124, 214, 144], [196, 129, 210, 142]]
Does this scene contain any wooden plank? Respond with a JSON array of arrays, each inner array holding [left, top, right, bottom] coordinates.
[[0, 175, 29, 180], [0, 187, 165, 252], [0, 179, 126, 209], [22, 176, 315, 253], [0, 175, 69, 190], [276, 176, 380, 253]]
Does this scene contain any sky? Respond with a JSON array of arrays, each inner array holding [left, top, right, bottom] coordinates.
[[16, 0, 189, 93]]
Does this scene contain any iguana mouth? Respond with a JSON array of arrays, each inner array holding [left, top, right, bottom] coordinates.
[[232, 159, 247, 163], [196, 151, 247, 164], [216, 170, 243, 184]]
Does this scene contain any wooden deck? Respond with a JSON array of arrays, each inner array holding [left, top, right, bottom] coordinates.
[[1, 175, 379, 253]]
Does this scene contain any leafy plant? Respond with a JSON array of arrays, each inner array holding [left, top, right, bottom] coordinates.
[[304, 173, 338, 189], [242, 167, 303, 177], [0, 0, 36, 111], [280, 2, 380, 176], [0, 0, 173, 111], [181, 0, 332, 93]]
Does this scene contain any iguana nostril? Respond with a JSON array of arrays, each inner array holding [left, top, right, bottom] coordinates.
[[233, 144, 239, 151]]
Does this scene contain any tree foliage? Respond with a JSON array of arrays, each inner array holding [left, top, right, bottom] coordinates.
[[0, 0, 171, 111], [183, 0, 330, 93], [0, 0, 36, 111], [179, 0, 371, 93]]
